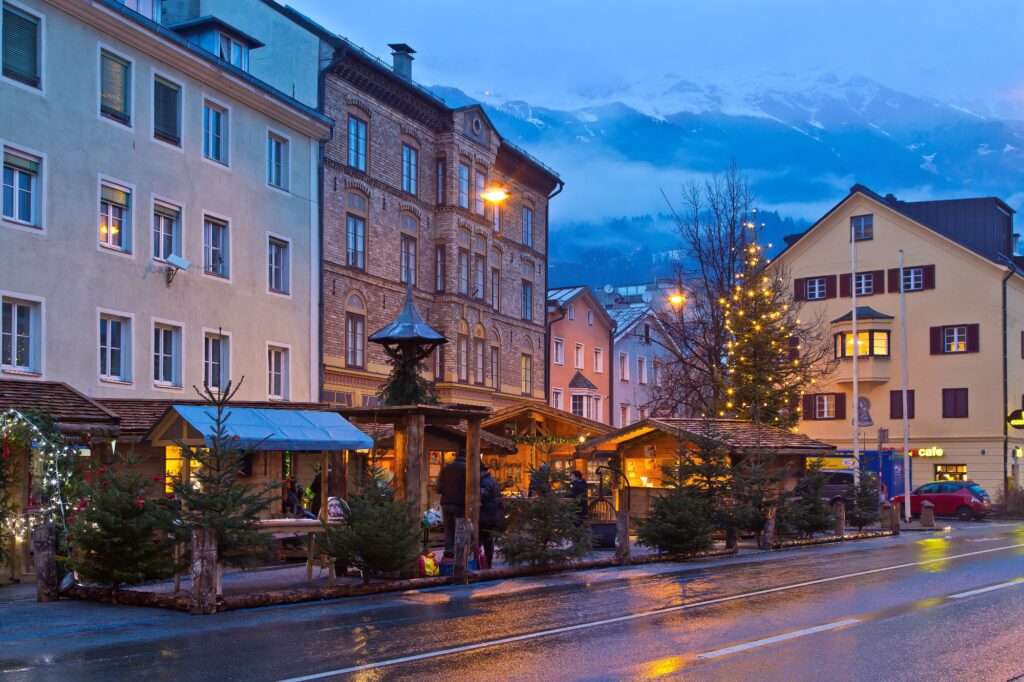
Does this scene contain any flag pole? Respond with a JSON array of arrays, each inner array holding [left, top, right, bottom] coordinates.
[[852, 221, 860, 484], [899, 249, 912, 521]]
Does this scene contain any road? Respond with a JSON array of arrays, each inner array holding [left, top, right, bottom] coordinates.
[[2, 521, 1024, 681]]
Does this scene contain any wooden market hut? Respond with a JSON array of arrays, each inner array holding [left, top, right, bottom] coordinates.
[[577, 418, 836, 519]]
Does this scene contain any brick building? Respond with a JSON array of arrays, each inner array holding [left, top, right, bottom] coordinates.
[[318, 46, 562, 409]]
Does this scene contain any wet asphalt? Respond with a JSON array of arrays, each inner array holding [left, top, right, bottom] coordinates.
[[1, 521, 1023, 681]]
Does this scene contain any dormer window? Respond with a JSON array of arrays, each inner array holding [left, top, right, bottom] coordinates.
[[219, 33, 247, 70]]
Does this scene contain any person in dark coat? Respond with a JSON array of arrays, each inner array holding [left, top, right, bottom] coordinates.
[[567, 469, 589, 522], [437, 450, 467, 558], [479, 463, 504, 567], [309, 472, 323, 519]]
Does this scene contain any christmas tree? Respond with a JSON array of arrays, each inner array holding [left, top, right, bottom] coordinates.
[[793, 460, 834, 536], [636, 457, 716, 555], [173, 381, 275, 566], [379, 358, 437, 406], [499, 465, 592, 566], [845, 471, 882, 531], [69, 464, 176, 601]]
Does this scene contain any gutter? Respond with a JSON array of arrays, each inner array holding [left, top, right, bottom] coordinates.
[[542, 180, 564, 407], [608, 323, 615, 425], [1000, 259, 1016, 497]]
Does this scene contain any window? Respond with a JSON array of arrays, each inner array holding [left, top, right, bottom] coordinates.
[[152, 202, 180, 261], [521, 354, 532, 395], [585, 310, 592, 326], [805, 277, 826, 300], [401, 144, 417, 195], [203, 101, 227, 163], [99, 314, 130, 382], [835, 330, 890, 358], [400, 234, 417, 286], [851, 214, 873, 241], [935, 464, 968, 482], [490, 267, 500, 312], [435, 245, 446, 292], [815, 394, 835, 419], [620, 404, 630, 426], [99, 182, 130, 252], [553, 338, 564, 365], [267, 133, 288, 190], [594, 347, 603, 373], [942, 388, 968, 418], [619, 352, 629, 380], [457, 334, 468, 383], [347, 116, 367, 171], [436, 158, 446, 205], [268, 237, 289, 294], [854, 272, 873, 296], [474, 169, 485, 215], [346, 191, 367, 269], [203, 332, 228, 390], [345, 313, 365, 368], [638, 356, 648, 384], [267, 346, 288, 400], [552, 388, 563, 410], [218, 33, 247, 70], [457, 249, 469, 295], [473, 338, 485, 385], [944, 326, 966, 353], [151, 76, 181, 145], [489, 346, 499, 389], [203, 217, 229, 277], [571, 394, 587, 418], [472, 255, 485, 299], [1, 297, 36, 371], [2, 3, 40, 88], [522, 206, 533, 247], [902, 267, 923, 292], [458, 162, 470, 208], [521, 280, 533, 320], [889, 389, 915, 420], [100, 50, 131, 125], [2, 148, 38, 226], [153, 324, 181, 387], [574, 343, 584, 369]]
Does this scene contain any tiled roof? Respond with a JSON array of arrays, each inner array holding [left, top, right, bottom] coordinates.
[[97, 399, 327, 436], [547, 286, 586, 306], [831, 306, 895, 323], [0, 380, 119, 434], [581, 418, 835, 454]]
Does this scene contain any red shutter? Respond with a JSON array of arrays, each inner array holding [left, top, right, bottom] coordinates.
[[802, 395, 815, 420], [834, 393, 846, 420], [930, 326, 942, 354], [793, 278, 806, 301], [908, 390, 915, 419], [966, 323, 980, 353], [872, 270, 885, 295], [891, 390, 915, 419], [922, 264, 936, 290], [839, 273, 851, 298], [825, 275, 837, 299], [1020, 330, 1023, 360], [887, 268, 900, 293]]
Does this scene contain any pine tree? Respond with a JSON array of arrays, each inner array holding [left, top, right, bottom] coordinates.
[[379, 359, 437, 406], [636, 457, 716, 555], [173, 381, 275, 566], [794, 460, 834, 536], [499, 466, 592, 566], [672, 426, 736, 536], [732, 451, 782, 543], [845, 471, 882, 531], [69, 464, 176, 600]]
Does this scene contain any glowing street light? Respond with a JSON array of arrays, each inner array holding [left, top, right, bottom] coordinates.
[[480, 187, 509, 203]]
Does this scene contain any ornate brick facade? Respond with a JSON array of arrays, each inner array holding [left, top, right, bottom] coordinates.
[[320, 51, 561, 409]]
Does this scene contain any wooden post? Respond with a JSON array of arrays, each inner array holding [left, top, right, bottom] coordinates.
[[453, 517, 471, 584], [760, 506, 777, 550], [340, 450, 349, 499], [190, 528, 218, 615], [921, 500, 935, 527], [329, 451, 345, 504], [614, 510, 630, 564], [888, 503, 901, 534], [31, 522, 58, 602], [403, 414, 426, 520], [465, 418, 482, 556], [834, 500, 846, 538], [393, 419, 409, 502], [319, 450, 329, 522]]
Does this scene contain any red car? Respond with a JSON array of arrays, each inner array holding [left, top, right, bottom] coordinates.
[[891, 481, 990, 521]]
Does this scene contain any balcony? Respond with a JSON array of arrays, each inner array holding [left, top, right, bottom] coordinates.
[[833, 356, 891, 384]]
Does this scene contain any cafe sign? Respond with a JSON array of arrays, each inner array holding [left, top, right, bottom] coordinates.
[[909, 447, 944, 458], [1008, 409, 1024, 430]]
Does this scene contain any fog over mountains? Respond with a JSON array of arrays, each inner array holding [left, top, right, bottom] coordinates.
[[430, 72, 1024, 288]]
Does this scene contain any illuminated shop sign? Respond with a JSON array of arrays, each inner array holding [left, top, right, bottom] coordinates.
[[909, 447, 944, 458]]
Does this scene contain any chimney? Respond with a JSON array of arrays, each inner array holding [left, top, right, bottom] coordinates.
[[388, 43, 416, 80]]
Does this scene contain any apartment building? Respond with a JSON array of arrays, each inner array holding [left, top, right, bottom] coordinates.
[[547, 286, 614, 424], [606, 306, 678, 427]]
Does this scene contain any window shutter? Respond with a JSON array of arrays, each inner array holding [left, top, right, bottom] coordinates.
[[929, 326, 942, 354], [1020, 330, 1023, 360], [801, 395, 815, 420], [3, 152, 38, 174], [825, 275, 837, 299], [101, 51, 130, 120], [966, 323, 980, 353], [153, 78, 180, 143], [922, 264, 936, 290], [839, 273, 851, 297], [2, 5, 39, 86], [788, 336, 800, 361], [887, 268, 900, 293], [153, 203, 179, 219], [101, 185, 129, 207], [834, 393, 846, 420], [872, 270, 885, 294], [793, 278, 806, 301], [908, 390, 915, 419], [889, 390, 900, 419]]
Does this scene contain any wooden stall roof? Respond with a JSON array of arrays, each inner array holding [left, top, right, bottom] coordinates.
[[97, 399, 326, 438], [0, 379, 120, 437], [578, 418, 836, 455], [482, 401, 613, 435], [338, 404, 493, 427], [361, 422, 515, 454]]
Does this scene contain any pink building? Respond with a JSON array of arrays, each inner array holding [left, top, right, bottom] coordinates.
[[547, 287, 615, 424]]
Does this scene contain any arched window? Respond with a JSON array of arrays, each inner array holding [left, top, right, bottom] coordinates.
[[520, 336, 533, 396], [399, 213, 418, 286], [456, 319, 469, 383], [346, 190, 367, 270], [345, 292, 366, 369], [472, 324, 486, 385]]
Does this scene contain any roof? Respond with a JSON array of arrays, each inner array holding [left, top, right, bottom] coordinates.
[[0, 380, 119, 436], [580, 418, 835, 455], [364, 422, 516, 454], [607, 307, 651, 342], [568, 371, 598, 390], [149, 405, 373, 451], [482, 401, 613, 435], [831, 306, 895, 323], [547, 286, 586, 306], [167, 16, 265, 47], [97, 398, 325, 436], [547, 286, 618, 329], [368, 286, 447, 345]]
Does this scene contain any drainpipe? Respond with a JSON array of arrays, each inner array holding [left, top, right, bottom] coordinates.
[[608, 324, 615, 425], [542, 179, 564, 405], [1002, 265, 1013, 497]]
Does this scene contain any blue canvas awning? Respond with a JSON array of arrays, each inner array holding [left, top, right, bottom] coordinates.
[[166, 405, 374, 451]]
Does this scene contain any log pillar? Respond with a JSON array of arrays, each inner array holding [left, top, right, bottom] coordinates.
[[31, 522, 58, 602], [403, 414, 426, 520], [888, 502, 901, 534], [834, 500, 846, 538], [760, 506, 777, 550], [453, 517, 471, 584], [393, 420, 408, 502], [319, 451, 329, 522], [465, 418, 482, 555], [614, 510, 630, 565], [189, 528, 217, 615], [329, 451, 345, 502]]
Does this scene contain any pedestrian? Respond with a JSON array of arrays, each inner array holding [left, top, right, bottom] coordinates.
[[479, 463, 504, 567], [437, 450, 467, 558], [567, 469, 589, 522], [309, 471, 323, 519]]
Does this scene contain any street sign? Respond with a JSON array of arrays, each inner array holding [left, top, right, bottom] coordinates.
[[1008, 409, 1024, 430]]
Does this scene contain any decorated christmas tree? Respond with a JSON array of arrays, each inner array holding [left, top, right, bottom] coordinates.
[[845, 471, 882, 531], [636, 458, 716, 555], [499, 465, 592, 566]]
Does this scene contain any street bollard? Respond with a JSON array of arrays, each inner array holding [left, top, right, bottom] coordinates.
[[614, 510, 631, 564], [834, 500, 845, 539], [190, 528, 218, 615], [920, 500, 936, 528], [889, 502, 901, 535], [453, 517, 471, 585], [31, 522, 58, 602]]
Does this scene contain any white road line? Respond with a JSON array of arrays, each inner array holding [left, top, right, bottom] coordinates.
[[278, 541, 1024, 682], [695, 619, 861, 660], [949, 579, 1024, 599]]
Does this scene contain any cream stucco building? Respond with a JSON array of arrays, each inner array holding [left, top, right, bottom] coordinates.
[[774, 185, 1024, 496], [0, 0, 330, 402]]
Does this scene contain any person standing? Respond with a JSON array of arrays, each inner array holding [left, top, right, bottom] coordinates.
[[568, 469, 589, 522], [479, 463, 504, 567], [437, 450, 467, 558]]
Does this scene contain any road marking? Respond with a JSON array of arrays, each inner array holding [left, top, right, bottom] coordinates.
[[278, 541, 1024, 681], [695, 619, 861, 660], [949, 579, 1024, 599]]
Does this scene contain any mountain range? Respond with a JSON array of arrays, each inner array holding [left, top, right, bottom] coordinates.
[[429, 72, 1024, 289]]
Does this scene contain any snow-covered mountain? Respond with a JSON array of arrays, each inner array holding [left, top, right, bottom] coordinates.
[[429, 73, 1024, 288]]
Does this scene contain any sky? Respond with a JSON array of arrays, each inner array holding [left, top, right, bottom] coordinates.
[[286, 0, 1024, 116]]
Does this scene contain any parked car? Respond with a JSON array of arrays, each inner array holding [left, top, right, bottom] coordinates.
[[892, 481, 990, 520], [820, 470, 856, 505]]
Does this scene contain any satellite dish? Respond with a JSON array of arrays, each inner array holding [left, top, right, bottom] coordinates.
[[641, 292, 653, 303], [603, 284, 614, 294]]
